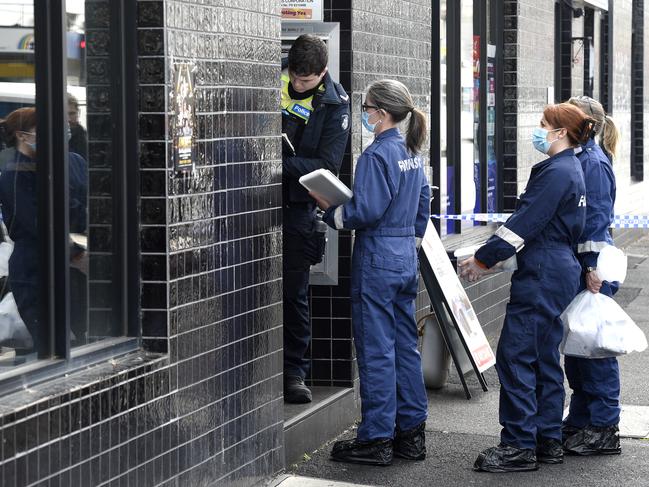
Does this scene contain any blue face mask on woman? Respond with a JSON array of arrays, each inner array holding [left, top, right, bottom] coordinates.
[[532, 127, 562, 154], [362, 111, 378, 133]]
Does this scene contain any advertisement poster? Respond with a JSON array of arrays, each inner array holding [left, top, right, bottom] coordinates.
[[486, 44, 497, 213], [420, 220, 496, 372], [281, 0, 323, 21], [172, 63, 195, 171], [472, 35, 481, 217]]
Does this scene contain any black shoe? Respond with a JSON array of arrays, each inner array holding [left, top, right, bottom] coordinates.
[[394, 422, 426, 460], [561, 422, 582, 444], [473, 444, 539, 473], [283, 375, 312, 404], [536, 438, 564, 464], [330, 438, 393, 466], [563, 424, 621, 456]]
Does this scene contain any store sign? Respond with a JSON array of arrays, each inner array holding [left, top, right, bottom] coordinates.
[[0, 28, 34, 52], [585, 0, 608, 11], [171, 63, 196, 171], [281, 0, 323, 21], [420, 221, 496, 373]]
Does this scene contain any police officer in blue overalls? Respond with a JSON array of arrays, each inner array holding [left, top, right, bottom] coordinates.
[[281, 35, 350, 403], [459, 103, 594, 472], [311, 80, 430, 466], [562, 96, 622, 456]]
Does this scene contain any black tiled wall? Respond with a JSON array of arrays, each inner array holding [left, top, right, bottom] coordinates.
[[0, 1, 284, 486], [306, 0, 433, 388]]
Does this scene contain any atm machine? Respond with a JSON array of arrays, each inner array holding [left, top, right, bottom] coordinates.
[[281, 20, 342, 286]]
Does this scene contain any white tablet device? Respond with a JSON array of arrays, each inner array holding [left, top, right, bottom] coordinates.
[[298, 169, 353, 207]]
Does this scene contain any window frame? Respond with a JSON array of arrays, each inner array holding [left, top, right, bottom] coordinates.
[[432, 0, 503, 236], [0, 0, 141, 393]]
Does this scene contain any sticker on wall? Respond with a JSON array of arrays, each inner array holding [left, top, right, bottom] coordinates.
[[171, 62, 196, 172], [281, 0, 323, 21]]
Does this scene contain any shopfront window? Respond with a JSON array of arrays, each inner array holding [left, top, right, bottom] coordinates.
[[437, 0, 500, 236], [0, 1, 137, 381], [0, 1, 40, 366]]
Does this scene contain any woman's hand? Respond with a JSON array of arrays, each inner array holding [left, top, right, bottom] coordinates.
[[309, 191, 332, 210], [458, 256, 487, 283], [586, 269, 603, 293]]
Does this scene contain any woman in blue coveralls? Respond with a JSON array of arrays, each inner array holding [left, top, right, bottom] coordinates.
[[562, 96, 622, 456], [311, 79, 431, 466], [459, 103, 595, 473], [0, 107, 88, 358]]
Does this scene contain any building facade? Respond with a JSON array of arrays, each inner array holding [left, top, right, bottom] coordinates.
[[0, 1, 646, 486]]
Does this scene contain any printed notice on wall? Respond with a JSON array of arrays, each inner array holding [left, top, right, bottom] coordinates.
[[281, 0, 323, 21], [172, 63, 196, 171], [420, 220, 496, 372]]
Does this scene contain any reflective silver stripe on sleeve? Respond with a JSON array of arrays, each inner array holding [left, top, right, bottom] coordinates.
[[577, 240, 610, 254], [495, 226, 525, 251], [334, 206, 345, 230]]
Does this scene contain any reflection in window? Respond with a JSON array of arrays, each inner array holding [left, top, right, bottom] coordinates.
[[460, 0, 477, 231], [0, 0, 122, 370], [68, 0, 123, 348], [439, 1, 450, 236], [0, 1, 40, 366]]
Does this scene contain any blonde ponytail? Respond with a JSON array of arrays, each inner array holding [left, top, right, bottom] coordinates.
[[600, 115, 620, 161]]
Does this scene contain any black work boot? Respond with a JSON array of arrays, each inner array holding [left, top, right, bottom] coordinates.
[[563, 424, 621, 456], [283, 375, 312, 404], [473, 444, 539, 473], [330, 438, 393, 466], [394, 422, 426, 460], [536, 438, 564, 464]]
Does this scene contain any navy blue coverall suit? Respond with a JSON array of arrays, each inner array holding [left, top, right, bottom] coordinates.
[[323, 128, 430, 440], [0, 149, 87, 354], [474, 148, 586, 449], [282, 69, 350, 379], [565, 138, 620, 429]]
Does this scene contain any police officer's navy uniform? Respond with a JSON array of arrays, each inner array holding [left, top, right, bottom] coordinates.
[[564, 138, 620, 430], [474, 148, 586, 450], [281, 66, 350, 382], [323, 127, 430, 441]]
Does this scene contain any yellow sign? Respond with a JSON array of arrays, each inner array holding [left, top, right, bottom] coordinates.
[[280, 1, 323, 21]]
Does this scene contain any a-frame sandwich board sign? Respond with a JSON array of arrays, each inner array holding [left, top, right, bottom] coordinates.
[[418, 220, 496, 399]]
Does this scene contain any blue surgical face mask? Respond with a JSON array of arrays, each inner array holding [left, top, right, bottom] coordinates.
[[362, 111, 377, 133], [532, 127, 561, 154], [27, 142, 36, 152]]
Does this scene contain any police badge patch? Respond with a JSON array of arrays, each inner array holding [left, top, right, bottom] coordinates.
[[341, 114, 349, 131]]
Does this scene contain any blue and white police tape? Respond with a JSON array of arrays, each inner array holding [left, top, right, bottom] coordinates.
[[433, 213, 649, 229]]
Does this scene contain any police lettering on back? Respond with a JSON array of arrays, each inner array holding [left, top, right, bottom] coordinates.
[[397, 156, 422, 172]]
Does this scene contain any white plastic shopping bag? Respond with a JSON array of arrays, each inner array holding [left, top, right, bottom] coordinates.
[[596, 245, 627, 283], [0, 292, 33, 348], [560, 290, 647, 358]]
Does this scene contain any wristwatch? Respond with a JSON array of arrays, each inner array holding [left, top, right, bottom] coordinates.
[[586, 266, 597, 273]]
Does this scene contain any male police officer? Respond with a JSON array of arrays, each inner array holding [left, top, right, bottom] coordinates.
[[282, 34, 350, 403]]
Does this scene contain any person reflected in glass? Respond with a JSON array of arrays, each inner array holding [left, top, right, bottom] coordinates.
[[68, 93, 88, 160], [0, 107, 88, 358]]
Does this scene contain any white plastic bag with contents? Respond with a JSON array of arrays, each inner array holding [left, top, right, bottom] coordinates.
[[560, 290, 646, 357]]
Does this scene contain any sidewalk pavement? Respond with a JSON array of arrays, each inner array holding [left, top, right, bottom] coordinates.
[[277, 233, 649, 487]]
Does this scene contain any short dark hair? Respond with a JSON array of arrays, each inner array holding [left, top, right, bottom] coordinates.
[[288, 34, 328, 76]]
